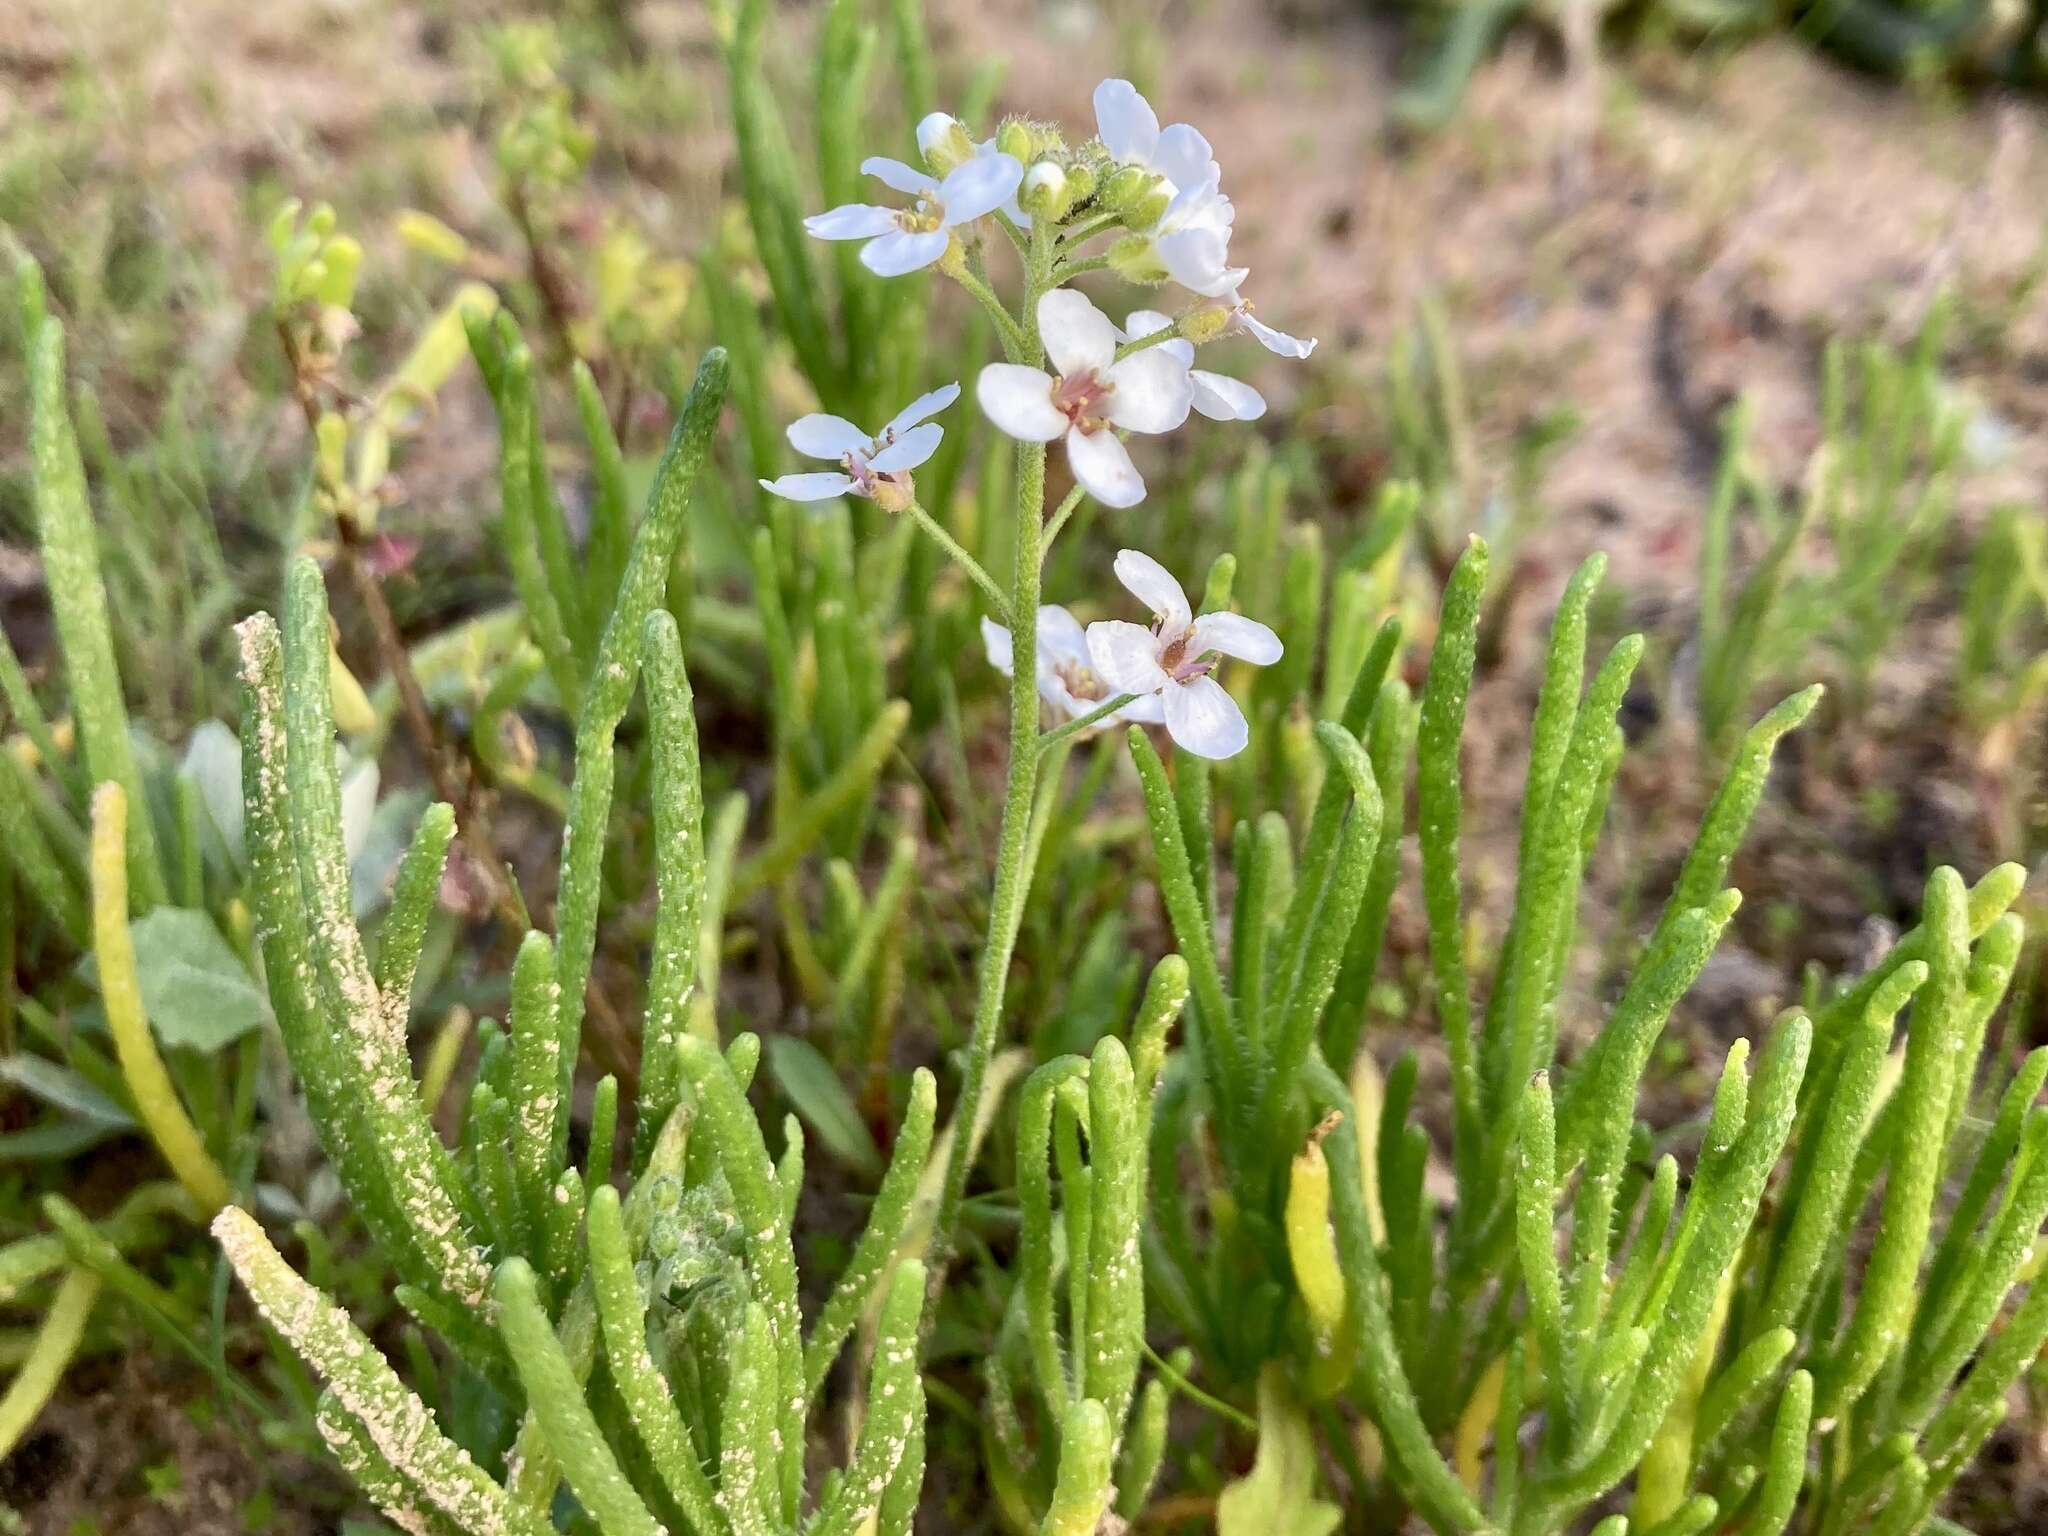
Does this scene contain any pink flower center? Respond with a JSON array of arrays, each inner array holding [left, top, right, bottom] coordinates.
[[1055, 658, 1109, 703], [1051, 369, 1115, 433], [1156, 628, 1216, 684]]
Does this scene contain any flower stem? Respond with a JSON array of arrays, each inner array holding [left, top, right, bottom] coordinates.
[[925, 223, 1054, 1328], [949, 261, 1026, 360], [1042, 483, 1088, 555], [902, 499, 1010, 623], [1037, 694, 1138, 757], [1055, 255, 1114, 282], [1059, 211, 1123, 247], [1113, 325, 1183, 363]]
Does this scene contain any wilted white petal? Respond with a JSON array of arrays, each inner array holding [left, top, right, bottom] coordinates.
[[863, 156, 940, 196], [1112, 548, 1193, 632], [1087, 620, 1171, 694], [1153, 123, 1215, 191], [1190, 610, 1283, 665], [806, 203, 901, 240], [866, 421, 943, 472], [938, 154, 1024, 225], [760, 471, 859, 502], [1038, 289, 1119, 378], [977, 364, 1067, 441], [1093, 78, 1160, 166], [1163, 675, 1249, 759], [861, 228, 950, 276], [1065, 426, 1146, 509], [1191, 370, 1266, 421], [1104, 346, 1194, 434], [882, 381, 962, 439], [785, 413, 869, 460], [1241, 309, 1317, 359], [981, 615, 1015, 676]]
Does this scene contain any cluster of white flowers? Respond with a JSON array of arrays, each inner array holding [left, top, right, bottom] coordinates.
[[769, 78, 1306, 758]]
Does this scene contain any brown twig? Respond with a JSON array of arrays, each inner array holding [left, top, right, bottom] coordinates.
[[277, 317, 530, 936]]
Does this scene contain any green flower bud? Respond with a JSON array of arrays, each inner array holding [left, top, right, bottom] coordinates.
[[1180, 303, 1233, 344], [1021, 162, 1069, 221], [1101, 165, 1154, 216], [918, 113, 976, 176], [996, 119, 1033, 163]]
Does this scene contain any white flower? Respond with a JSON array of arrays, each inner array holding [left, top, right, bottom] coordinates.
[[758, 383, 960, 503], [981, 606, 1164, 729], [805, 154, 1023, 276], [976, 290, 1193, 509], [1093, 78, 1220, 198], [917, 113, 1032, 228], [1149, 174, 1245, 299], [1123, 310, 1265, 422], [1085, 549, 1282, 760]]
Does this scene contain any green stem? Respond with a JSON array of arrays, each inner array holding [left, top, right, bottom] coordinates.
[[1059, 212, 1122, 247], [1113, 325, 1183, 363], [903, 499, 1011, 622], [925, 223, 1053, 1330], [1042, 483, 1089, 553], [949, 260, 1026, 360], [1037, 695, 1139, 756], [1055, 255, 1115, 282]]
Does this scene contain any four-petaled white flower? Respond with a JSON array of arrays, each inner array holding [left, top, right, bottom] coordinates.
[[1124, 310, 1265, 422], [758, 383, 960, 504], [805, 154, 1023, 276], [981, 606, 1164, 730], [977, 290, 1193, 509], [1085, 549, 1282, 760], [916, 112, 1031, 228], [1093, 79, 1219, 199]]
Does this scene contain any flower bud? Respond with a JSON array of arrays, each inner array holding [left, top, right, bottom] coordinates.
[[1100, 165, 1154, 216], [1106, 233, 1167, 286], [1286, 1133, 1347, 1352], [1127, 182, 1172, 232], [916, 112, 975, 176], [996, 119, 1033, 164], [1061, 161, 1098, 210], [1020, 162, 1069, 221]]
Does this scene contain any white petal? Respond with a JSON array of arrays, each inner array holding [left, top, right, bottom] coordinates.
[[760, 471, 859, 502], [785, 413, 869, 460], [1035, 604, 1092, 668], [1038, 289, 1118, 378], [981, 615, 1015, 676], [1112, 548, 1192, 631], [1118, 692, 1166, 724], [1105, 346, 1194, 434], [1123, 308, 1173, 339], [1158, 227, 1244, 297], [1086, 620, 1171, 694], [881, 381, 962, 439], [1066, 426, 1146, 509], [977, 365, 1067, 441], [1093, 78, 1160, 166], [806, 203, 901, 240], [1163, 675, 1249, 759], [1191, 370, 1266, 421], [860, 228, 950, 276], [1161, 174, 1234, 235], [1153, 123, 1216, 192], [863, 156, 940, 197], [866, 421, 942, 472], [1190, 610, 1283, 665], [1242, 310, 1317, 359], [938, 154, 1024, 225]]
